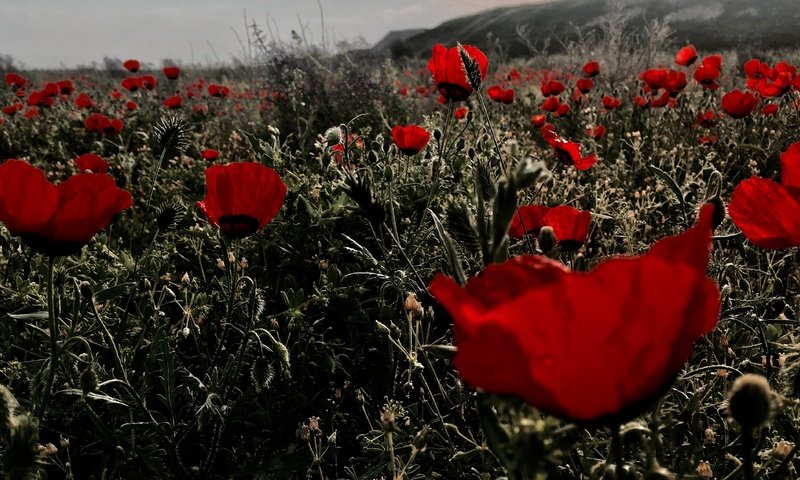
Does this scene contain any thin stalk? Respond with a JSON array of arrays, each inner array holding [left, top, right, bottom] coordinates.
[[742, 431, 755, 480], [611, 424, 624, 478], [37, 256, 57, 419]]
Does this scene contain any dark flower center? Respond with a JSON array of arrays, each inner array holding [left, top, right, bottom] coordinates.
[[218, 215, 260, 239], [437, 83, 471, 102]]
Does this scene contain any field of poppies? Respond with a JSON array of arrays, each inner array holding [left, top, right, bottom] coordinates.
[[0, 39, 799, 479]]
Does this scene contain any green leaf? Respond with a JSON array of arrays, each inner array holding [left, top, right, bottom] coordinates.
[[94, 282, 136, 303], [7, 311, 49, 320], [429, 209, 467, 286]]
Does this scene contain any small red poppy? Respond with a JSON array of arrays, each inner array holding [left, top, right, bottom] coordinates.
[[721, 89, 758, 119], [601, 95, 622, 110], [163, 66, 181, 80], [0, 160, 132, 256], [125, 100, 138, 111], [576, 78, 593, 94], [429, 204, 719, 424], [486, 85, 514, 104], [4, 73, 26, 89], [74, 93, 95, 109], [541, 96, 561, 112], [664, 70, 687, 95], [586, 124, 606, 140], [530, 114, 547, 127], [728, 142, 800, 249], [693, 64, 720, 88], [762, 103, 779, 116], [674, 45, 698, 66], [694, 110, 718, 129], [509, 205, 591, 250], [2, 103, 23, 117], [540, 79, 565, 97], [123, 59, 141, 73], [701, 54, 722, 71], [202, 149, 220, 161], [84, 113, 123, 135], [427, 44, 488, 102], [454, 106, 468, 120], [208, 84, 230, 98], [74, 154, 109, 173], [547, 134, 597, 170], [197, 162, 287, 239], [582, 61, 600, 77], [391, 125, 431, 156], [121, 76, 141, 92], [163, 94, 182, 109]]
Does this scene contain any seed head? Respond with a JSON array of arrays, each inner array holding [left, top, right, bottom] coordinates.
[[728, 373, 776, 432]]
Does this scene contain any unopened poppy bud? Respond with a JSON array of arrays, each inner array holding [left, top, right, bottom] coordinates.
[[367, 150, 378, 163], [79, 281, 93, 300], [468, 147, 476, 159], [433, 129, 442, 141], [455, 138, 466, 151], [181, 272, 190, 285], [375, 321, 391, 336], [413, 425, 430, 451], [308, 416, 322, 436], [538, 226, 557, 254], [404, 293, 424, 319], [323, 127, 342, 147], [728, 373, 776, 431], [466, 110, 474, 122]]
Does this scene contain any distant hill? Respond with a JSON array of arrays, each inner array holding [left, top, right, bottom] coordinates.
[[373, 0, 800, 57]]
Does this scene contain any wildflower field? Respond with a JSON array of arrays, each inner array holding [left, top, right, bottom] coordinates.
[[1, 34, 800, 480]]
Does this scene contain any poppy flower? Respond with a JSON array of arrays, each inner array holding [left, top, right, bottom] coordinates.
[[202, 149, 220, 161], [74, 154, 109, 173], [208, 84, 230, 98], [576, 78, 593, 94], [121, 76, 141, 92], [23, 107, 38, 119], [163, 94, 182, 109], [57, 80, 75, 95], [601, 95, 622, 110], [541, 96, 561, 112], [540, 80, 565, 97], [123, 59, 141, 73], [694, 110, 718, 129], [675, 45, 698, 66], [586, 124, 606, 140], [762, 103, 779, 116], [139, 75, 157, 90], [427, 44, 488, 103], [125, 100, 138, 111], [454, 106, 468, 120], [548, 134, 597, 170], [582, 61, 600, 77], [721, 89, 757, 119], [649, 90, 671, 109], [391, 124, 430, 156], [530, 114, 547, 127], [508, 205, 592, 250], [0, 160, 132, 256], [2, 103, 23, 117], [640, 68, 667, 90], [664, 70, 688, 95], [197, 162, 287, 239], [4, 73, 26, 89], [693, 64, 720, 89], [74, 93, 95, 109], [84, 113, 123, 135], [701, 54, 722, 71], [728, 142, 800, 249], [428, 204, 720, 424], [486, 85, 514, 104], [163, 66, 181, 80], [554, 103, 571, 117]]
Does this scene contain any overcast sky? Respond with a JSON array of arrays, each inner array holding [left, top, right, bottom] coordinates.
[[1, 0, 540, 69]]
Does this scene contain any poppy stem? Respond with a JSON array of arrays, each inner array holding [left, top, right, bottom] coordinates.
[[611, 424, 625, 478], [37, 256, 57, 420], [742, 430, 756, 480]]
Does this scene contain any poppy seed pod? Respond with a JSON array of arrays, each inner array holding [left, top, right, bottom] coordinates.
[[728, 374, 776, 432]]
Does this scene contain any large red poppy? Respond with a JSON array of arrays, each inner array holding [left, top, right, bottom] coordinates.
[[74, 154, 109, 173], [427, 44, 488, 103], [429, 204, 720, 424], [391, 125, 430, 156], [508, 205, 591, 250], [728, 142, 800, 249], [197, 162, 287, 239], [0, 160, 132, 256], [721, 89, 758, 119]]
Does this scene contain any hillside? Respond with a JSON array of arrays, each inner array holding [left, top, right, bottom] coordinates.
[[374, 0, 800, 57]]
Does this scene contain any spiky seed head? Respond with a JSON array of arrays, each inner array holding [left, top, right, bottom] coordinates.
[[728, 373, 776, 432], [153, 115, 190, 158], [155, 201, 186, 232]]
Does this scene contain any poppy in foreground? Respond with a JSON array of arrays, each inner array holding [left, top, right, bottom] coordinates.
[[427, 44, 488, 102], [429, 204, 720, 424], [0, 160, 132, 256], [197, 162, 287, 239], [391, 124, 430, 156], [74, 154, 109, 173], [543, 128, 597, 170], [721, 89, 757, 119], [728, 142, 800, 249], [509, 205, 591, 250]]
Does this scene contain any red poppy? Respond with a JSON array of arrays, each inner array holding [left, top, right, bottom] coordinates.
[[601, 95, 622, 110], [208, 84, 230, 98], [139, 75, 157, 90], [197, 162, 286, 239], [634, 95, 649, 109], [547, 134, 597, 170], [427, 44, 488, 102], [728, 142, 800, 249], [530, 114, 547, 127], [554, 103, 571, 117], [663, 70, 687, 95], [486, 85, 514, 104], [701, 54, 722, 71], [586, 124, 606, 140], [84, 113, 123, 135], [649, 91, 671, 109], [540, 79, 565, 97], [428, 204, 720, 424], [163, 66, 181, 80], [693, 65, 720, 89], [0, 160, 131, 256], [582, 61, 600, 77], [721, 89, 758, 119], [698, 135, 718, 146], [575, 78, 593, 94], [163, 94, 182, 109], [57, 80, 75, 95], [2, 103, 23, 117], [109, 90, 124, 101], [454, 106, 468, 120], [202, 149, 220, 161], [123, 59, 141, 73], [391, 125, 430, 156], [74, 154, 109, 173], [4, 73, 26, 89], [121, 76, 141, 92], [23, 107, 38, 119], [125, 100, 138, 111], [694, 110, 718, 128], [762, 103, 779, 116], [674, 45, 698, 66], [541, 96, 561, 112], [640, 68, 667, 90], [509, 205, 591, 250], [744, 59, 770, 79], [74, 93, 95, 109]]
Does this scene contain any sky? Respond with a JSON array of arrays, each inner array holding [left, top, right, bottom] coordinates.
[[1, 0, 541, 69]]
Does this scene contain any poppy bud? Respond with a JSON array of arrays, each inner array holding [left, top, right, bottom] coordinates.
[[79, 281, 93, 300], [468, 147, 476, 159], [413, 425, 431, 451], [728, 373, 776, 431], [455, 138, 466, 151], [367, 150, 378, 164], [538, 226, 557, 254], [375, 321, 391, 336], [433, 129, 442, 141]]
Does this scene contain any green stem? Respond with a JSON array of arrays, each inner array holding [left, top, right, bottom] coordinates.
[[37, 256, 57, 419]]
